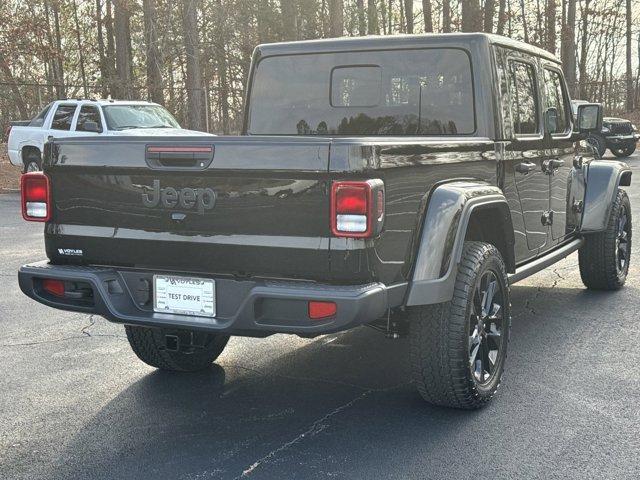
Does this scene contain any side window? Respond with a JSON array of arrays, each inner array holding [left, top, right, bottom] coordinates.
[[508, 60, 539, 135], [543, 68, 569, 134], [51, 104, 78, 131], [76, 105, 103, 132]]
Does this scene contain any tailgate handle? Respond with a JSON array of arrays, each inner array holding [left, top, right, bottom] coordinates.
[[145, 145, 214, 170]]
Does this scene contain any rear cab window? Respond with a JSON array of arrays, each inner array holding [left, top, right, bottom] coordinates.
[[76, 105, 103, 132], [248, 48, 475, 136], [29, 103, 53, 127], [51, 104, 78, 131]]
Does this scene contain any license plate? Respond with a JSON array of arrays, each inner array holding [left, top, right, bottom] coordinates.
[[153, 275, 216, 318]]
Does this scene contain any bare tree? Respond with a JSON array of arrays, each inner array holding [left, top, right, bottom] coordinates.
[[182, 0, 205, 130], [442, 0, 451, 32], [496, 0, 507, 34], [578, 0, 590, 97], [281, 0, 297, 40], [462, 0, 482, 31], [404, 0, 413, 33], [72, 0, 89, 98], [143, 0, 164, 104], [113, 0, 133, 98], [484, 0, 495, 32], [625, 0, 633, 111], [561, 0, 577, 94], [328, 0, 343, 36], [546, 0, 556, 53], [368, 0, 380, 34], [423, 0, 433, 32]]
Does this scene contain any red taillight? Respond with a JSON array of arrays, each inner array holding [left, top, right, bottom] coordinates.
[[42, 279, 65, 297], [331, 180, 384, 238], [21, 173, 51, 222], [308, 301, 337, 319]]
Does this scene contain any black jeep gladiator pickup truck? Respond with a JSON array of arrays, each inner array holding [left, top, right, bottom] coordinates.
[[19, 33, 632, 409]]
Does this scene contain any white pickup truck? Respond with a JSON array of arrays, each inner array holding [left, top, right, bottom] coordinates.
[[7, 99, 212, 172]]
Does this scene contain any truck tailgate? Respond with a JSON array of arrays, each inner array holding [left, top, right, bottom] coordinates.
[[44, 136, 331, 280]]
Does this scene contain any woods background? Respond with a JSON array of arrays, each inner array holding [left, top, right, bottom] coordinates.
[[1, 0, 639, 134]]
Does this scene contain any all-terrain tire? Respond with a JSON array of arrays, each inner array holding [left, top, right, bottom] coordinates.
[[125, 325, 229, 372], [579, 189, 631, 290], [611, 144, 636, 158], [409, 242, 511, 410], [587, 133, 607, 159], [22, 150, 42, 173]]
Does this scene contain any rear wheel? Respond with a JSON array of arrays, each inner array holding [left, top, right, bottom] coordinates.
[[125, 325, 229, 372], [22, 150, 41, 173], [587, 133, 607, 158], [409, 242, 510, 409], [579, 189, 631, 290], [611, 143, 636, 158]]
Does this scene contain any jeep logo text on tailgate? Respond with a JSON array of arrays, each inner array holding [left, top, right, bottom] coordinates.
[[142, 180, 216, 214]]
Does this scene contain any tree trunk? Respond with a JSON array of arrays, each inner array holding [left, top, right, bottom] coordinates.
[[105, 0, 117, 96], [143, 0, 164, 104], [484, 0, 495, 32], [72, 0, 89, 98], [328, 0, 343, 37], [52, 0, 65, 98], [0, 52, 28, 118], [442, 0, 451, 32], [182, 0, 205, 131], [281, 0, 297, 40], [462, 0, 481, 31], [404, 0, 413, 33], [96, 0, 110, 97], [578, 0, 589, 98], [496, 0, 506, 35], [215, 0, 230, 133], [368, 0, 380, 34], [422, 0, 433, 32], [356, 0, 366, 35], [520, 0, 529, 43], [114, 0, 132, 99], [545, 0, 556, 54], [561, 0, 576, 95], [625, 0, 633, 111]]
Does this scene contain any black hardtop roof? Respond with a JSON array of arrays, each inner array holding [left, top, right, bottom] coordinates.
[[255, 33, 560, 64]]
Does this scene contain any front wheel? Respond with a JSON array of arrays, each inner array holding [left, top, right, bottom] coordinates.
[[409, 242, 511, 409], [125, 325, 229, 372], [579, 189, 631, 290], [611, 143, 636, 158]]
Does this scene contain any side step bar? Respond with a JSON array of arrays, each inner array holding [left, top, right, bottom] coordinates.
[[508, 238, 584, 284]]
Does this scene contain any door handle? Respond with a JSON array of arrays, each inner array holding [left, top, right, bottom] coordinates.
[[516, 161, 537, 174]]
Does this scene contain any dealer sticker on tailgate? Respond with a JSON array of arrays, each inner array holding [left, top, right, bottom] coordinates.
[[153, 275, 216, 318]]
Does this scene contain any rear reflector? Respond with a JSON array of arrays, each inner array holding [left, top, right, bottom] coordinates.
[[308, 301, 337, 320], [21, 173, 51, 222], [42, 279, 65, 297]]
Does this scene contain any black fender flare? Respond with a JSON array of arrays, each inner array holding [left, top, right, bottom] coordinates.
[[405, 181, 515, 306], [581, 160, 632, 232]]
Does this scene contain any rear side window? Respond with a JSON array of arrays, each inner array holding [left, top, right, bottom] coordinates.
[[51, 104, 77, 131], [543, 68, 569, 134], [508, 60, 539, 135], [29, 103, 52, 127], [76, 105, 103, 132], [249, 48, 475, 136]]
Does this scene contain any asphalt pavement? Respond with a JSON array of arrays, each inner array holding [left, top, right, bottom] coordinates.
[[1, 154, 640, 479]]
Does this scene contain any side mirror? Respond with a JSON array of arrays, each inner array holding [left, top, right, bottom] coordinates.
[[576, 103, 602, 133], [83, 121, 101, 133], [544, 107, 558, 134]]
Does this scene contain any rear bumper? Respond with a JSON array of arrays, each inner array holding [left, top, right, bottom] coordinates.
[[18, 261, 392, 337]]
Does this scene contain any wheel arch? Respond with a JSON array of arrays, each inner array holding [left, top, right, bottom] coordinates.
[[21, 144, 41, 162], [581, 160, 632, 232], [405, 181, 515, 306]]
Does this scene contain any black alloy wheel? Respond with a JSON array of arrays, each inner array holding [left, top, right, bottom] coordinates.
[[615, 206, 630, 276], [469, 269, 505, 386]]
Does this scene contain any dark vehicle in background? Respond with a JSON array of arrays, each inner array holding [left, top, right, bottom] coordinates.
[[18, 34, 632, 410], [572, 100, 639, 158]]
